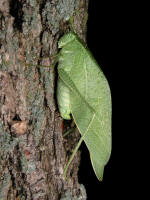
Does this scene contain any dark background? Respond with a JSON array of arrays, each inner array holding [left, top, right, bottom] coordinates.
[[78, 1, 113, 199]]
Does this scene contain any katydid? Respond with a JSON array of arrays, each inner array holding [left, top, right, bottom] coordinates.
[[57, 32, 111, 181]]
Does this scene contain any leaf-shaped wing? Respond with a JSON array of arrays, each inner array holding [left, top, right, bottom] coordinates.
[[58, 33, 111, 181]]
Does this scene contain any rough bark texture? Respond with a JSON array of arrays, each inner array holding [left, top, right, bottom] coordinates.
[[0, 0, 88, 199]]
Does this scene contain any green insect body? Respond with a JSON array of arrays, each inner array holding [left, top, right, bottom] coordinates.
[[57, 32, 111, 181], [57, 77, 71, 120]]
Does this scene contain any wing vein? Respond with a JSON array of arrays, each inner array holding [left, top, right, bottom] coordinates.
[[92, 129, 110, 154]]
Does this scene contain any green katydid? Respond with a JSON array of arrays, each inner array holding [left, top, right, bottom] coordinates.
[[57, 32, 111, 181], [0, 31, 111, 181]]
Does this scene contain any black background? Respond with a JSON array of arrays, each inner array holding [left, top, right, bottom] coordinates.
[[78, 1, 113, 199]]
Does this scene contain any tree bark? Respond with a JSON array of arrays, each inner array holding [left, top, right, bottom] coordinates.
[[0, 0, 88, 199]]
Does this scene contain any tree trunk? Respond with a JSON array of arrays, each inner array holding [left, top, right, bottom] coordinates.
[[0, 0, 88, 199]]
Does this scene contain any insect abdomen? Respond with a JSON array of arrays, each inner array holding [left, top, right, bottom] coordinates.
[[57, 77, 71, 120]]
